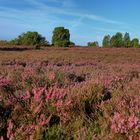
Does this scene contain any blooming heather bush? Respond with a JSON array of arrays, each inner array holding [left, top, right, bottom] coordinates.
[[0, 52, 140, 140], [0, 84, 73, 139], [111, 112, 140, 134], [117, 94, 140, 115], [0, 77, 11, 88]]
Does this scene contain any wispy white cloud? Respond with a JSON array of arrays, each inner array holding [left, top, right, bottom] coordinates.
[[61, 0, 77, 8], [46, 0, 76, 8], [22, 0, 124, 25], [91, 27, 126, 34]]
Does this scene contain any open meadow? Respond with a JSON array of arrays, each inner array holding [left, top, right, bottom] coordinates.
[[0, 47, 140, 140]]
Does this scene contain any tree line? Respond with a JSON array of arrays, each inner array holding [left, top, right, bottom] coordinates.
[[102, 32, 140, 48], [0, 27, 140, 48], [0, 27, 74, 49]]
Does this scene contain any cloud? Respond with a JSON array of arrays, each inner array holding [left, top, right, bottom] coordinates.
[[0, 0, 126, 35], [22, 0, 124, 25], [91, 27, 126, 34], [46, 0, 76, 8], [61, 0, 77, 8]]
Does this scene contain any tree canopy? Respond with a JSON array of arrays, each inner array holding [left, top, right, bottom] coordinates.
[[10, 31, 48, 47], [102, 32, 140, 48], [131, 38, 139, 48], [52, 27, 70, 47], [102, 35, 110, 47], [123, 32, 131, 48], [110, 32, 123, 48], [87, 41, 99, 47]]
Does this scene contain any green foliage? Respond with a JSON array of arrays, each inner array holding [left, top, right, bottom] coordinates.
[[52, 27, 70, 47], [123, 32, 131, 48], [43, 126, 70, 140], [10, 31, 48, 47], [131, 38, 139, 48], [87, 41, 99, 47], [69, 41, 75, 47], [55, 71, 65, 87], [55, 40, 70, 48], [103, 32, 140, 48], [110, 32, 123, 48], [102, 35, 110, 47]]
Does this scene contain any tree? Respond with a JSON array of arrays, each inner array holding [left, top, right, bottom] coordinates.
[[123, 32, 131, 48], [69, 41, 75, 47], [10, 31, 48, 47], [131, 38, 139, 48], [87, 41, 99, 47], [110, 32, 123, 47], [0, 40, 8, 46], [52, 27, 70, 47], [102, 35, 110, 47]]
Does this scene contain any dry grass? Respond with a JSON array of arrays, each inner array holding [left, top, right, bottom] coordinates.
[[0, 47, 140, 62]]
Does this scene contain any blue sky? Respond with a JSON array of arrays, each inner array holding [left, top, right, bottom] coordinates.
[[0, 0, 140, 45]]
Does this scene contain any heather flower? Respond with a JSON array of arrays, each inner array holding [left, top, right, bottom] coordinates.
[[45, 115, 52, 124], [34, 102, 42, 114], [92, 134, 97, 140], [0, 77, 11, 87], [45, 90, 51, 101], [128, 114, 140, 132], [111, 112, 140, 134], [16, 125, 24, 133], [7, 120, 14, 139], [129, 135, 133, 140], [29, 134, 34, 140], [23, 90, 31, 100], [0, 136, 4, 140], [7, 95, 17, 106], [39, 114, 45, 126], [33, 87, 45, 102], [25, 124, 35, 134], [48, 72, 55, 82]]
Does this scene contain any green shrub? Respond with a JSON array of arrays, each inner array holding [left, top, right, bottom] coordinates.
[[10, 31, 48, 47], [87, 41, 99, 47]]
